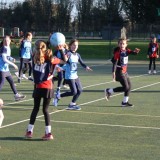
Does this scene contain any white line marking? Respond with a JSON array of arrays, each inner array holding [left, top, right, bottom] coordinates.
[[80, 81, 160, 106], [0, 109, 65, 128], [83, 73, 149, 89], [66, 110, 160, 118], [1, 73, 160, 129], [37, 119, 160, 130]]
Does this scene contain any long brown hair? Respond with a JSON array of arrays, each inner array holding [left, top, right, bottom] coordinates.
[[68, 39, 78, 49], [33, 40, 52, 64]]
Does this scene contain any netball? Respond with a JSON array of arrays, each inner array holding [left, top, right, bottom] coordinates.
[[49, 32, 65, 47]]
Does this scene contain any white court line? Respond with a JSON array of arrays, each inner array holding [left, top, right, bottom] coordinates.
[[4, 73, 148, 109], [64, 110, 160, 118], [37, 119, 160, 130], [83, 73, 149, 88], [0, 109, 65, 129], [80, 81, 160, 106], [1, 73, 160, 129]]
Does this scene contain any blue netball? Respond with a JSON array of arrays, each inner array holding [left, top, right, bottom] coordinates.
[[49, 32, 65, 47]]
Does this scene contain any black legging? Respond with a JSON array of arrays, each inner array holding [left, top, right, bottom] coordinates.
[[149, 57, 156, 70], [0, 72, 17, 94], [19, 58, 32, 77], [23, 63, 32, 76], [61, 78, 83, 103], [113, 73, 131, 97], [29, 97, 51, 126], [57, 71, 64, 88]]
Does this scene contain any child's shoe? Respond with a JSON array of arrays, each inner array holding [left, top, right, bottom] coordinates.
[[104, 88, 111, 101], [153, 70, 157, 74], [121, 102, 134, 107], [14, 93, 26, 101], [25, 131, 33, 138], [42, 133, 54, 140]]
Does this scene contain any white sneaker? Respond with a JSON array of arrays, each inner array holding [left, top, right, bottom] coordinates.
[[14, 93, 26, 101], [153, 70, 157, 74], [148, 70, 151, 74], [62, 85, 70, 89], [22, 74, 28, 80]]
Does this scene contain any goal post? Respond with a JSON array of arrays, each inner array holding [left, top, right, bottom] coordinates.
[[13, 27, 19, 37], [0, 27, 4, 37]]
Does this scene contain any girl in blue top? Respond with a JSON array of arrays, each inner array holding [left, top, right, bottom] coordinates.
[[17, 32, 33, 83], [54, 39, 92, 110], [0, 36, 26, 101]]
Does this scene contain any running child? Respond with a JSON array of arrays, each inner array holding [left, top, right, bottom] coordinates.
[[25, 40, 66, 140], [54, 39, 92, 110], [147, 36, 159, 74], [0, 36, 26, 101], [105, 38, 140, 107]]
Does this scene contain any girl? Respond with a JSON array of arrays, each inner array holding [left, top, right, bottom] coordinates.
[[0, 36, 26, 101], [53, 39, 92, 110], [147, 37, 159, 74], [25, 40, 66, 140], [17, 32, 33, 83], [105, 38, 140, 107]]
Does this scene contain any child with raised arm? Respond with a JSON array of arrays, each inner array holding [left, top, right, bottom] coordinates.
[[105, 38, 140, 107], [54, 39, 92, 110], [25, 40, 66, 140]]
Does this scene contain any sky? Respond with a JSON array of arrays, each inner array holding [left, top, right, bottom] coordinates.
[[5, 0, 24, 5]]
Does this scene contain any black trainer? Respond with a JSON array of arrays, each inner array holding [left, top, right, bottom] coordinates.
[[104, 88, 111, 101], [121, 102, 134, 107]]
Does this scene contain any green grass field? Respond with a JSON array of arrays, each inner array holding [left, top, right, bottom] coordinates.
[[10, 39, 149, 60], [1, 60, 160, 160]]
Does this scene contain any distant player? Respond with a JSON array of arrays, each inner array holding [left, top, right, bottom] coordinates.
[[53, 39, 92, 110], [17, 32, 33, 83], [147, 36, 159, 74], [105, 38, 140, 107], [0, 36, 26, 101]]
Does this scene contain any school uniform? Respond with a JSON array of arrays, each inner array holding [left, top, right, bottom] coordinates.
[[147, 42, 159, 73], [60, 51, 87, 103], [112, 47, 138, 97]]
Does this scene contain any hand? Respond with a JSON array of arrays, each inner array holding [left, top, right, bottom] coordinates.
[[134, 48, 140, 53], [86, 66, 92, 71], [147, 55, 149, 58], [47, 75, 53, 80], [56, 44, 64, 50], [157, 54, 159, 58], [14, 64, 18, 70]]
